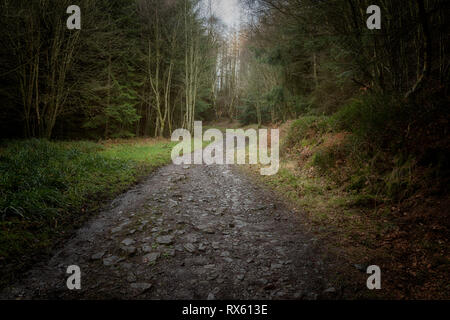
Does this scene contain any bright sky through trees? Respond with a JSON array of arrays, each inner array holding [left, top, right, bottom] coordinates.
[[210, 0, 242, 29]]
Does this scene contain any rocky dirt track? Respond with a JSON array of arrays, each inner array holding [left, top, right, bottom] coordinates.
[[1, 162, 340, 300]]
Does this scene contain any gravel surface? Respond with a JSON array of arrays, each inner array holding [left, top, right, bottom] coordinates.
[[1, 160, 339, 300]]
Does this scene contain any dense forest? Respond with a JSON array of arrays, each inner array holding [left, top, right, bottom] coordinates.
[[0, 0, 221, 139], [0, 0, 449, 300], [0, 1, 448, 143], [237, 0, 449, 200]]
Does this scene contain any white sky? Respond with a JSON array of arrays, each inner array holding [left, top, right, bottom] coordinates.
[[210, 0, 242, 29]]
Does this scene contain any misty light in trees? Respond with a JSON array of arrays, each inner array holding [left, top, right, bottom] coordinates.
[[208, 0, 242, 29]]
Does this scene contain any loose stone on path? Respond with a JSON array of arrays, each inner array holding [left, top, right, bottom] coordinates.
[[143, 252, 160, 264], [156, 235, 174, 245]]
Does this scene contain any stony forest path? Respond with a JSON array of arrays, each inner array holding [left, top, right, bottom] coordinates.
[[1, 161, 339, 299]]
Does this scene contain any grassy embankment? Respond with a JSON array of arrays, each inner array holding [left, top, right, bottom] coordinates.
[[0, 138, 183, 287], [241, 94, 449, 299]]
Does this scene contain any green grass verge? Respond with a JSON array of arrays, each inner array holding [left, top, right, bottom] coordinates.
[[0, 138, 176, 287]]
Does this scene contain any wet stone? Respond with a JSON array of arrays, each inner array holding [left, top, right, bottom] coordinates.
[[185, 234, 198, 243], [142, 245, 153, 253], [192, 256, 209, 266], [143, 252, 160, 264], [111, 227, 122, 234], [207, 274, 218, 281], [156, 235, 174, 245], [354, 264, 367, 272], [184, 243, 196, 253], [91, 251, 105, 261], [103, 255, 121, 266], [212, 242, 220, 249], [258, 279, 269, 286], [215, 208, 225, 216], [169, 199, 178, 207], [121, 246, 136, 255], [235, 220, 247, 228], [121, 238, 135, 246], [130, 283, 152, 293], [271, 263, 283, 270], [197, 224, 215, 234], [164, 248, 176, 257]]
